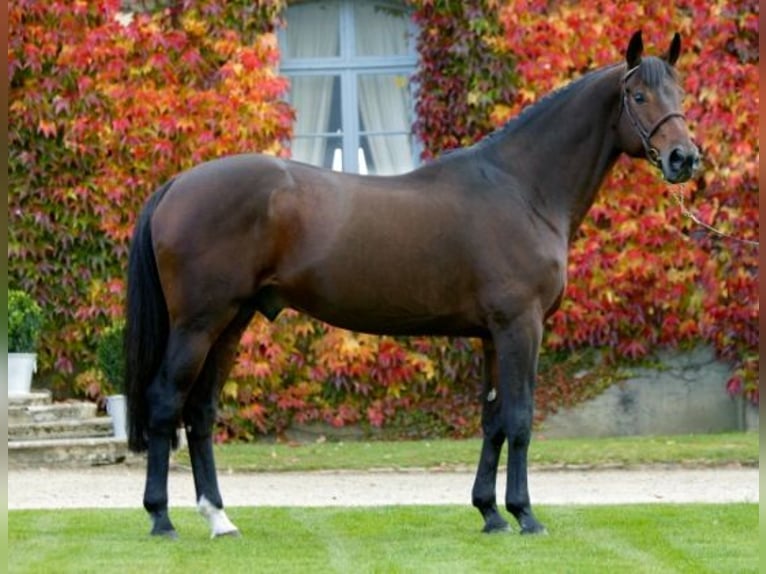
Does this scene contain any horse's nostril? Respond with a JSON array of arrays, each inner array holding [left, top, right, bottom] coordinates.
[[669, 147, 686, 170]]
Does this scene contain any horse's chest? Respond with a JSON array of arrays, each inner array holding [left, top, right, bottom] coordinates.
[[475, 230, 567, 316]]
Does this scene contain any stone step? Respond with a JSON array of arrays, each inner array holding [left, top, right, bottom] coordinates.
[[9, 417, 115, 441], [6, 390, 134, 468], [9, 401, 97, 425], [8, 391, 52, 407], [8, 437, 131, 468]]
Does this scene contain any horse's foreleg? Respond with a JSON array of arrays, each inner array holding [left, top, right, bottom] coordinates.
[[144, 329, 211, 538], [492, 310, 546, 535], [472, 339, 510, 533]]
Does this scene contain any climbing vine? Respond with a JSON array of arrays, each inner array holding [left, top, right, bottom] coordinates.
[[492, 0, 758, 403], [8, 1, 757, 442]]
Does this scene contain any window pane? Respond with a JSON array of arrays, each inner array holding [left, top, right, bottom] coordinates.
[[285, 1, 340, 59], [292, 136, 344, 170], [354, 2, 410, 56], [289, 75, 342, 135], [360, 135, 414, 175], [358, 74, 411, 133]]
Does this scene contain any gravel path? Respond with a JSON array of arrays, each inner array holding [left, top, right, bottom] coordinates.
[[8, 466, 758, 510]]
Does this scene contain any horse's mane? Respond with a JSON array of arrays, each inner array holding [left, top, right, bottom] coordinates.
[[432, 56, 676, 162], [477, 63, 622, 146], [475, 56, 675, 147]]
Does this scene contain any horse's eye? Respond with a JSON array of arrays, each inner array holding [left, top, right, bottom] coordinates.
[[633, 92, 646, 104]]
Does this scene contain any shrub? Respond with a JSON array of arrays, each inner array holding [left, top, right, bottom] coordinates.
[[8, 290, 43, 353], [96, 320, 125, 396]]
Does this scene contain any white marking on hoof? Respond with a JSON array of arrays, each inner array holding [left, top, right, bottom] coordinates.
[[487, 388, 497, 402], [198, 495, 240, 539]]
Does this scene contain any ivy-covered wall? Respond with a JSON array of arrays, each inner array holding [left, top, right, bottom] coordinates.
[[8, 0, 758, 441], [491, 1, 758, 404], [9, 0, 291, 386], [409, 0, 758, 406]]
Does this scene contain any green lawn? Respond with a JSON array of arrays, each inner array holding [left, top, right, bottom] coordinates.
[[173, 432, 758, 472], [10, 434, 758, 572], [9, 504, 757, 573]]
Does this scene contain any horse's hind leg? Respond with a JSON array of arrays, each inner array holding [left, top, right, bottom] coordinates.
[[472, 339, 510, 533], [144, 328, 214, 537], [184, 376, 239, 539], [183, 304, 256, 538]]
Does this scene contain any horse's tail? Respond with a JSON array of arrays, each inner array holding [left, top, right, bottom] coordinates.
[[124, 180, 174, 453]]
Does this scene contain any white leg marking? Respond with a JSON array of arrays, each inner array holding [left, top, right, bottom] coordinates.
[[198, 495, 240, 538]]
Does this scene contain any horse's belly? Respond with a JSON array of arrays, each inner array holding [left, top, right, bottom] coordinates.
[[292, 304, 485, 337], [276, 272, 483, 337]]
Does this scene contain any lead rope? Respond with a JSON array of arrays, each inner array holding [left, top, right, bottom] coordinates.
[[672, 184, 759, 247]]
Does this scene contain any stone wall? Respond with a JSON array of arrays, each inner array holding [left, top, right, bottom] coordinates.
[[539, 346, 758, 438]]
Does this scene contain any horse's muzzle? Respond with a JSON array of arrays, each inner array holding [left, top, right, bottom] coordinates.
[[663, 144, 701, 183]]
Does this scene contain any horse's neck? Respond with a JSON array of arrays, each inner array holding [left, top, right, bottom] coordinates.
[[487, 66, 624, 240]]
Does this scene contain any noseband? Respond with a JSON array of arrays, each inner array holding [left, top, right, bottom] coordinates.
[[620, 65, 685, 167]]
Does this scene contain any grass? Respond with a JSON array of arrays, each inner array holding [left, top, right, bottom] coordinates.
[[172, 432, 758, 472], [9, 504, 758, 573]]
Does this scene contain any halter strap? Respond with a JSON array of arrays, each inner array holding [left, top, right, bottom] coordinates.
[[620, 66, 685, 167]]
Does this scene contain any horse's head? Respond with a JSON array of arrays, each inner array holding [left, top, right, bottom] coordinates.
[[616, 31, 700, 183]]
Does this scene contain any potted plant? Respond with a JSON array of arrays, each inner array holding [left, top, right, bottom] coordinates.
[[97, 320, 127, 439], [8, 289, 43, 395]]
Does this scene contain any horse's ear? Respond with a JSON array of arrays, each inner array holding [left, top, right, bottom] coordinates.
[[665, 32, 681, 66], [626, 30, 643, 69]]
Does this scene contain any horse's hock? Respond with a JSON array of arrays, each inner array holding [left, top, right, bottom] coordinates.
[[540, 345, 758, 438]]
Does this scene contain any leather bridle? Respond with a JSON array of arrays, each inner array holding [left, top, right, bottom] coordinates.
[[619, 65, 686, 168]]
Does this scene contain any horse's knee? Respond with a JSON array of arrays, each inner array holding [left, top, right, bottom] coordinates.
[[501, 404, 532, 446], [508, 424, 531, 449]]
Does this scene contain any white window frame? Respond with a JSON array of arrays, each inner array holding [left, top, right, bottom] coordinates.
[[278, 0, 420, 174]]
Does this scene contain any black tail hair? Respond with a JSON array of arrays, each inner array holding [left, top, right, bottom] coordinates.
[[124, 180, 173, 453]]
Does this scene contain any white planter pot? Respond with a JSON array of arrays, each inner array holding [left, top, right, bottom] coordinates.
[[8, 353, 37, 396], [744, 401, 759, 432], [106, 394, 127, 440]]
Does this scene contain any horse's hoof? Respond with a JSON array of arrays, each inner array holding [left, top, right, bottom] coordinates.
[[482, 524, 512, 534], [213, 528, 241, 539], [150, 527, 179, 539], [520, 524, 548, 536], [149, 511, 178, 539], [509, 506, 546, 535], [481, 515, 511, 534], [198, 495, 241, 540]]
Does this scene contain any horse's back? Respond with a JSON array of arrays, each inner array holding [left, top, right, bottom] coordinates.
[[149, 152, 564, 335], [154, 154, 290, 224]]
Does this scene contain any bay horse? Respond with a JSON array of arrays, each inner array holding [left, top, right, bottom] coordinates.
[[125, 31, 699, 538]]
